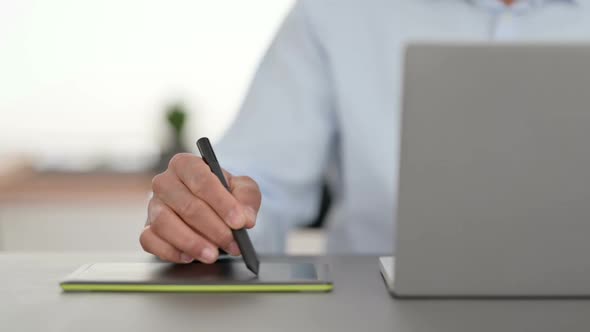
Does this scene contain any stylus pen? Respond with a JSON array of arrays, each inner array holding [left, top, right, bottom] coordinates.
[[196, 137, 260, 276]]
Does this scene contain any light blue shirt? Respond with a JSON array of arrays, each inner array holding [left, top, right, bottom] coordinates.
[[216, 0, 590, 254]]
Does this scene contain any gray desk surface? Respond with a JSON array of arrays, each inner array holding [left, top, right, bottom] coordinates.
[[2, 252, 590, 332]]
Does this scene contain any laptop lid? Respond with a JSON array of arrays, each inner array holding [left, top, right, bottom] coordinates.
[[394, 43, 590, 296]]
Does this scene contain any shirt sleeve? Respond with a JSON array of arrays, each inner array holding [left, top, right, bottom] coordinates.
[[214, 0, 336, 254]]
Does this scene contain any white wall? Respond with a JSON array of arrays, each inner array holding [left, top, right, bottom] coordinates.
[[0, 0, 293, 170]]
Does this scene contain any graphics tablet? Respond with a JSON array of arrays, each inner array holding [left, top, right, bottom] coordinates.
[[61, 260, 333, 293]]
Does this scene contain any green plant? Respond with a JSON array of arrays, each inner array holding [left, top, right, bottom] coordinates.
[[166, 103, 186, 139]]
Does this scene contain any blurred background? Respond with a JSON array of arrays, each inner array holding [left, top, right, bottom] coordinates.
[[0, 0, 324, 254]]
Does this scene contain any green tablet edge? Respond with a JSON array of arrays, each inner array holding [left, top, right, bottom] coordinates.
[[60, 283, 333, 293]]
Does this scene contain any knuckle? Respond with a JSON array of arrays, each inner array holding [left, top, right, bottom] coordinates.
[[191, 172, 213, 197], [179, 198, 204, 220], [151, 173, 165, 193], [149, 197, 163, 214], [168, 153, 192, 169], [193, 159, 211, 177], [148, 211, 166, 235], [193, 157, 207, 168]]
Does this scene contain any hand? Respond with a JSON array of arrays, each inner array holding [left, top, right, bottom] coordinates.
[[140, 153, 261, 264]]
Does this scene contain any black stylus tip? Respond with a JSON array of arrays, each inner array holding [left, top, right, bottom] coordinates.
[[245, 257, 260, 276]]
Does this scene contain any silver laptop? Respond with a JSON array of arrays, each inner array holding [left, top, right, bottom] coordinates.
[[380, 43, 590, 297]]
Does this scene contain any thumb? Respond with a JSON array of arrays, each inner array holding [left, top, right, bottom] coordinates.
[[228, 174, 261, 229]]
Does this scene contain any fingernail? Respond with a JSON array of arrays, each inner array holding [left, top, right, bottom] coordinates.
[[226, 207, 244, 228], [180, 253, 194, 263], [245, 207, 257, 227], [200, 247, 217, 263], [228, 241, 240, 256]]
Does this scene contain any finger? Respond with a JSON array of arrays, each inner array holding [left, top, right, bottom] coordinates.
[[148, 197, 219, 263], [221, 169, 233, 183], [169, 153, 250, 230], [229, 176, 261, 229], [140, 226, 193, 263], [152, 171, 240, 255]]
